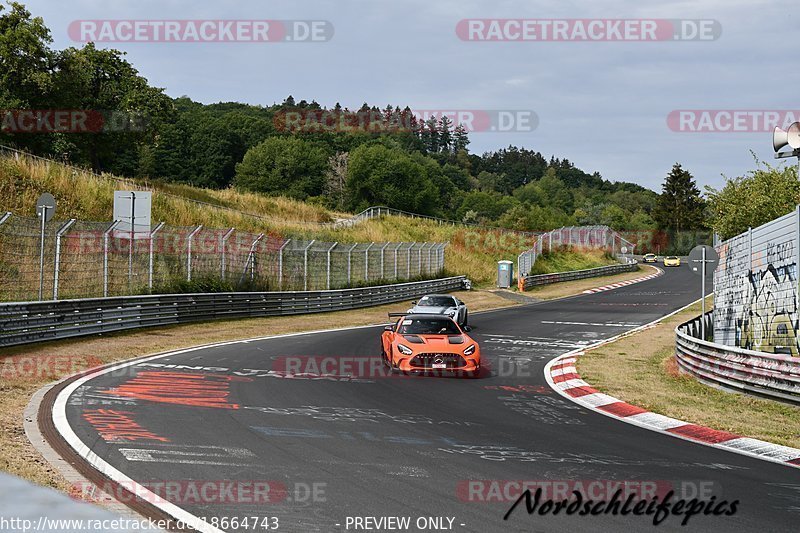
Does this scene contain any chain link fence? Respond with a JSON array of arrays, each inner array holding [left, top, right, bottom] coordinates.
[[517, 225, 636, 277], [0, 212, 447, 302]]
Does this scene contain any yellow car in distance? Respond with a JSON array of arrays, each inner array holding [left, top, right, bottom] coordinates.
[[663, 256, 681, 267], [643, 253, 658, 263]]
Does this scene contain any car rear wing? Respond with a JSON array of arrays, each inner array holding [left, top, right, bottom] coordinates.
[[387, 313, 408, 318]]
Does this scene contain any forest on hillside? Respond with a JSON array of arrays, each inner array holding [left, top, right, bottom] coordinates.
[[0, 2, 709, 236]]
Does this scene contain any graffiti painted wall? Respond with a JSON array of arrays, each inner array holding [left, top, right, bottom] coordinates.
[[714, 208, 799, 355]]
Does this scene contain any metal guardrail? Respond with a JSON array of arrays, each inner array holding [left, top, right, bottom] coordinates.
[[519, 261, 638, 291], [676, 312, 800, 404], [0, 276, 466, 348]]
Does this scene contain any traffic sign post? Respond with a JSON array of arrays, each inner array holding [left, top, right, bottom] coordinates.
[[689, 244, 719, 340], [35, 193, 56, 301]]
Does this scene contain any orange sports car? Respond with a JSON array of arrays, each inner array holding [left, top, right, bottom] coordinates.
[[381, 314, 481, 377]]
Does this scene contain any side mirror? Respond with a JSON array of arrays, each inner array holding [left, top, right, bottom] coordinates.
[[411, 301, 416, 306], [384, 325, 394, 332], [463, 326, 472, 332]]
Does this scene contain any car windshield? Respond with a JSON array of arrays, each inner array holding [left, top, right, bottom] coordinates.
[[667, 256, 678, 260], [398, 318, 460, 335], [416, 296, 455, 307]]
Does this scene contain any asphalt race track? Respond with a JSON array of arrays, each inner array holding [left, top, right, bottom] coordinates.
[[57, 265, 800, 532]]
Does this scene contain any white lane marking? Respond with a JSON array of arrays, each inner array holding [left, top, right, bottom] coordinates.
[[542, 320, 642, 327], [119, 447, 259, 466]]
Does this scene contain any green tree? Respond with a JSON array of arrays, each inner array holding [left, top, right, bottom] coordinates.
[[706, 159, 800, 239], [653, 163, 706, 232], [53, 43, 174, 174], [234, 136, 329, 199], [345, 143, 438, 213]]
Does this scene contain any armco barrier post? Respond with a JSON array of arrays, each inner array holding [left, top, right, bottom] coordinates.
[[52, 219, 75, 300], [186, 225, 203, 282], [103, 221, 120, 297], [149, 222, 165, 290], [278, 239, 291, 290], [220, 227, 235, 281]]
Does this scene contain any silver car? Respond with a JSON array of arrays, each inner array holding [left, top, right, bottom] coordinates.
[[407, 294, 469, 327]]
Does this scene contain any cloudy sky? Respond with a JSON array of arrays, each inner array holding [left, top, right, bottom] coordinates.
[[25, 0, 798, 192]]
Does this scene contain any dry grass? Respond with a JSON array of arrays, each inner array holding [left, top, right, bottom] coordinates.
[[0, 290, 517, 491], [0, 154, 541, 286], [577, 297, 800, 448]]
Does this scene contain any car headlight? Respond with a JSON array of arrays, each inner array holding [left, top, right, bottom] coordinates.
[[397, 344, 413, 355], [446, 309, 456, 316], [464, 344, 476, 356]]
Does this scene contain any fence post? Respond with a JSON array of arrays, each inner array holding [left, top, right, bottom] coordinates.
[[278, 238, 291, 290], [221, 227, 235, 281], [364, 242, 374, 282], [394, 243, 403, 280], [418, 243, 425, 275], [149, 222, 165, 290], [326, 242, 338, 290], [428, 244, 434, 274], [245, 233, 265, 284], [186, 225, 203, 282], [52, 219, 76, 300], [407, 242, 415, 278], [380, 242, 390, 280], [347, 243, 358, 286], [103, 221, 120, 297], [303, 240, 316, 291]]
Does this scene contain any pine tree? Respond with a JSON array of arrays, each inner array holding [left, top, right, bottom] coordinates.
[[453, 124, 470, 153], [653, 163, 706, 232], [438, 116, 452, 153]]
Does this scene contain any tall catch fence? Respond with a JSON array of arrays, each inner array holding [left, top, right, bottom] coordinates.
[[714, 206, 800, 356], [516, 225, 636, 277], [0, 212, 446, 302]]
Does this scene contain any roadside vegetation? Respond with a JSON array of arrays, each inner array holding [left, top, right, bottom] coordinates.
[[0, 152, 632, 287], [577, 298, 800, 449]]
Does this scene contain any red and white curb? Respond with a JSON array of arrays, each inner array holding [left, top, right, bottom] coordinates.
[[583, 266, 663, 294], [546, 348, 800, 469]]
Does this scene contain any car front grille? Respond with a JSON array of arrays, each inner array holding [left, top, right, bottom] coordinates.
[[409, 353, 467, 369]]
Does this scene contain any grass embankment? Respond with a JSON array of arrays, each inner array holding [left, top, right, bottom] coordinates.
[[529, 248, 619, 275], [577, 297, 800, 449], [0, 290, 515, 491], [0, 153, 621, 287]]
